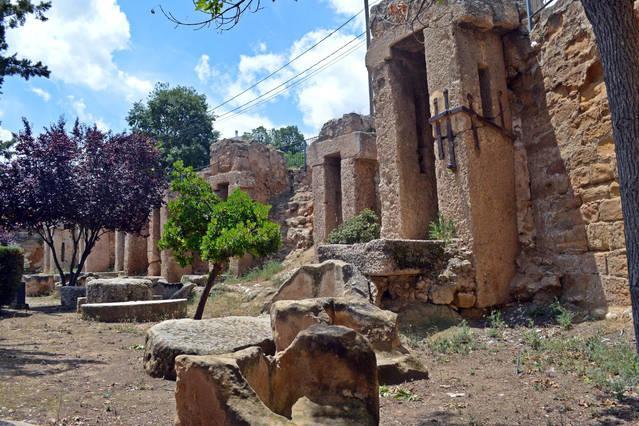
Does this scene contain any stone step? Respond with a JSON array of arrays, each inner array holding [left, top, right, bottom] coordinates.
[[81, 299, 188, 323]]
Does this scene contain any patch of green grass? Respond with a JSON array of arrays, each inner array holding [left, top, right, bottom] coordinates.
[[522, 332, 639, 400], [487, 310, 506, 338], [223, 260, 283, 285], [429, 320, 479, 355], [523, 320, 542, 351], [379, 385, 421, 402], [428, 214, 456, 244]]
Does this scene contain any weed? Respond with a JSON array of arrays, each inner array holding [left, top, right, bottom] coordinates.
[[522, 333, 639, 400], [429, 320, 479, 355], [428, 214, 456, 243], [551, 300, 574, 330], [523, 321, 542, 350], [379, 385, 421, 402], [487, 310, 506, 338]]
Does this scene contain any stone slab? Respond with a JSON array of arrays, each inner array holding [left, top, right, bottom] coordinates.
[[81, 299, 187, 323], [317, 239, 448, 276], [143, 315, 273, 380], [86, 278, 153, 303]]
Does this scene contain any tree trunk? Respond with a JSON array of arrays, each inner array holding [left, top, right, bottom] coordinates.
[[193, 262, 222, 320], [581, 0, 639, 351]]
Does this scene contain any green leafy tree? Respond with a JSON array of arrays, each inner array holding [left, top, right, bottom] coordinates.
[[242, 125, 271, 145], [1, 0, 50, 91], [327, 209, 380, 245], [127, 83, 219, 169], [271, 125, 305, 151], [158, 161, 281, 319]]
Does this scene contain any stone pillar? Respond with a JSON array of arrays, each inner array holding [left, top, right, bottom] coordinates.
[[43, 243, 51, 273], [229, 254, 254, 277], [160, 204, 192, 282], [147, 208, 162, 276], [423, 25, 518, 307], [124, 231, 148, 276], [340, 158, 379, 221], [114, 231, 125, 273], [84, 231, 113, 272], [369, 58, 438, 240]]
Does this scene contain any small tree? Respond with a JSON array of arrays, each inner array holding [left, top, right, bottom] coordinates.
[[158, 161, 281, 320], [0, 119, 166, 286]]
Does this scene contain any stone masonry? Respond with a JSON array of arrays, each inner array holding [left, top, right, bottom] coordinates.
[[308, 113, 378, 244]]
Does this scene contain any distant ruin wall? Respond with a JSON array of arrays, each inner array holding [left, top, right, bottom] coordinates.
[[506, 0, 633, 313]]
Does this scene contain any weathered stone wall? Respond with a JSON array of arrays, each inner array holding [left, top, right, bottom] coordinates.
[[13, 231, 43, 273], [209, 138, 289, 203], [506, 0, 633, 313]]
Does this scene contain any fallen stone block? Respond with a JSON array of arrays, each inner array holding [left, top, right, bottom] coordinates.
[[271, 260, 371, 304], [60, 286, 86, 309], [170, 283, 195, 300], [86, 278, 153, 303], [24, 274, 55, 297], [180, 274, 208, 287], [175, 324, 378, 425], [144, 316, 273, 380], [270, 297, 400, 352], [81, 299, 187, 323], [76, 296, 87, 313], [376, 351, 429, 385]]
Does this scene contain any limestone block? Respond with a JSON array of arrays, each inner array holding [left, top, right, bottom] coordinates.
[[376, 352, 429, 385], [81, 299, 187, 323], [607, 250, 628, 278], [601, 275, 630, 307], [24, 274, 55, 297], [430, 284, 456, 305], [270, 297, 400, 353], [143, 316, 273, 379], [169, 283, 195, 300], [454, 292, 476, 308], [180, 274, 209, 287], [271, 260, 371, 304], [587, 222, 625, 251], [85, 278, 152, 304], [579, 185, 610, 203], [598, 197, 623, 222], [76, 296, 87, 313], [60, 286, 86, 309], [174, 324, 379, 425]]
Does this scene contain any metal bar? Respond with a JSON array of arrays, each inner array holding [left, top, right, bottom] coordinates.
[[433, 98, 445, 160], [443, 90, 457, 171], [428, 105, 514, 140]]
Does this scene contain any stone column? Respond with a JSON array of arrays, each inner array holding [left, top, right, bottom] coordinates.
[[147, 208, 162, 276], [43, 243, 51, 273], [160, 204, 192, 282], [84, 231, 113, 272], [424, 25, 518, 307], [124, 230, 148, 276], [114, 231, 125, 273]]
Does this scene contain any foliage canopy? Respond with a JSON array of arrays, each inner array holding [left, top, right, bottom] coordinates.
[[0, 0, 51, 91], [0, 119, 166, 286], [127, 83, 219, 169]]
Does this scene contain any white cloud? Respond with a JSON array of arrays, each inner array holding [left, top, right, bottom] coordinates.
[[195, 54, 213, 82], [7, 0, 151, 102], [324, 0, 362, 16], [31, 87, 51, 102], [214, 112, 276, 139], [68, 96, 109, 131], [0, 126, 12, 142]]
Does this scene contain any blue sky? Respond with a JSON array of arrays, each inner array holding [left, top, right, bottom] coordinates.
[[1, 0, 370, 141]]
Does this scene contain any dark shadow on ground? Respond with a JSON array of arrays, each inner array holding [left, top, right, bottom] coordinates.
[[0, 345, 105, 377]]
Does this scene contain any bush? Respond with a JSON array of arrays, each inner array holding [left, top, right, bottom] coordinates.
[[0, 245, 24, 306], [326, 209, 380, 244], [428, 214, 456, 243]]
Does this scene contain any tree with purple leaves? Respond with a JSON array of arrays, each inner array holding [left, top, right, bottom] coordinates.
[[0, 119, 166, 287]]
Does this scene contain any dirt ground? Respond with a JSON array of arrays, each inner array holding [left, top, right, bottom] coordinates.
[[1, 295, 638, 426]]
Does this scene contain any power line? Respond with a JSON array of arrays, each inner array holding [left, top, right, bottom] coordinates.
[[217, 38, 366, 122], [216, 32, 366, 120], [211, 8, 365, 111]]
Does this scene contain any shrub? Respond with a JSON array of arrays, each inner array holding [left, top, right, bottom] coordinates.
[[428, 214, 456, 243], [326, 209, 380, 244], [0, 245, 24, 306]]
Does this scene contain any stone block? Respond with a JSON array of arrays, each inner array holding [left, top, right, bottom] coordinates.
[[271, 260, 371, 304], [607, 250, 628, 278], [174, 324, 379, 425], [430, 284, 456, 305], [86, 278, 153, 304], [144, 316, 273, 379], [60, 286, 86, 309], [76, 296, 87, 313], [81, 299, 188, 323], [601, 275, 629, 307], [598, 197, 623, 222], [453, 292, 476, 308], [24, 274, 55, 297]]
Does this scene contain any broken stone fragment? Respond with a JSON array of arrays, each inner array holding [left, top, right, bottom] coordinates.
[[174, 324, 379, 426]]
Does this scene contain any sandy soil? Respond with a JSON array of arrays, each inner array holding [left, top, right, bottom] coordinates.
[[1, 296, 637, 425]]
